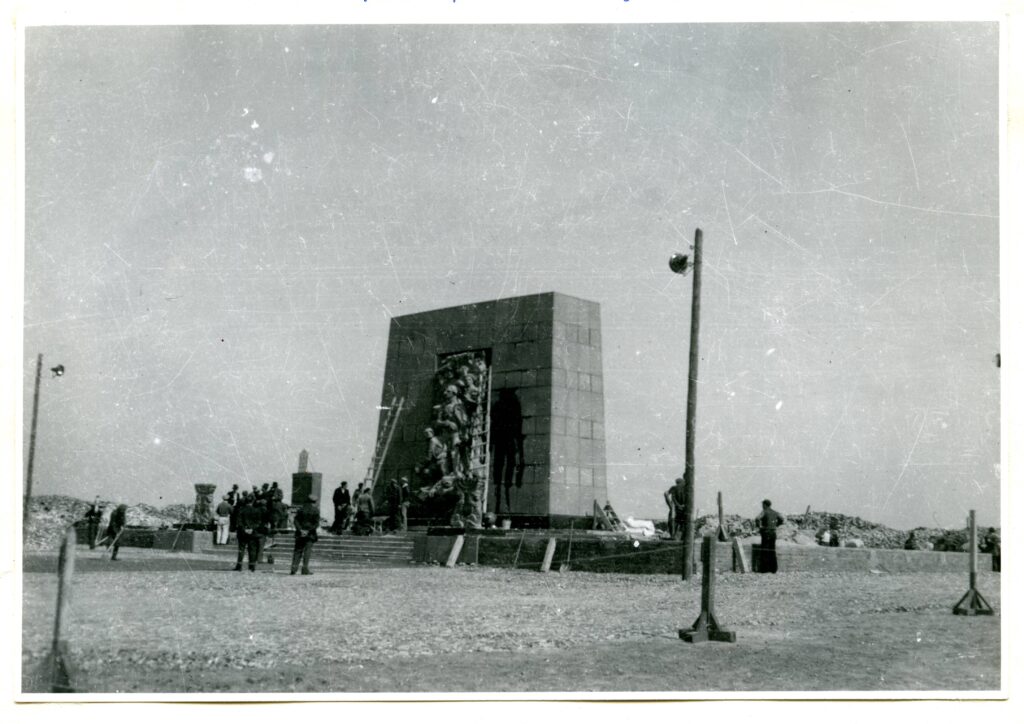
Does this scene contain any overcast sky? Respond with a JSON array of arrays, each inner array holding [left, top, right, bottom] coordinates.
[[22, 22, 999, 528]]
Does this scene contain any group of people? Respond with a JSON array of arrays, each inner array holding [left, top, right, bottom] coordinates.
[[663, 480, 786, 574], [329, 478, 409, 535], [214, 482, 320, 575], [83, 497, 127, 560]]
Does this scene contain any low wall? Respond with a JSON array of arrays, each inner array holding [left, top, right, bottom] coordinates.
[[421, 532, 991, 575], [72, 522, 207, 552]]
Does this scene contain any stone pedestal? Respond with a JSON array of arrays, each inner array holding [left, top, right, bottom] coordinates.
[[291, 472, 322, 506]]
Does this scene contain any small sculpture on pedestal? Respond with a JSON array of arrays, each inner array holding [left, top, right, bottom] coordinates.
[[192, 484, 217, 526]]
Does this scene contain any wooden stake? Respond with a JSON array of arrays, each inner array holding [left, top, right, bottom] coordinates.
[[445, 534, 465, 568], [716, 490, 727, 542], [540, 537, 557, 573], [732, 537, 749, 573], [36, 527, 77, 692]]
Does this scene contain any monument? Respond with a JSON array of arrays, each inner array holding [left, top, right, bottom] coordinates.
[[373, 292, 607, 528], [191, 484, 217, 525], [291, 449, 322, 506]]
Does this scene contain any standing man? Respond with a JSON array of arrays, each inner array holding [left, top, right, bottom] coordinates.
[[385, 478, 404, 532], [399, 477, 411, 532], [981, 527, 1001, 572], [291, 494, 320, 575], [233, 493, 263, 572], [106, 503, 127, 561], [228, 485, 241, 533], [215, 495, 233, 545], [755, 499, 786, 574], [828, 516, 841, 548], [332, 481, 351, 534], [664, 478, 687, 540], [84, 497, 103, 549], [354, 484, 375, 535]]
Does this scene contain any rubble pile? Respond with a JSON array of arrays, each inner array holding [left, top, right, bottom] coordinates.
[[671, 511, 985, 551]]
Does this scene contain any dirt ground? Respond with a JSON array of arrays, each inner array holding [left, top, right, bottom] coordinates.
[[20, 547, 1001, 695]]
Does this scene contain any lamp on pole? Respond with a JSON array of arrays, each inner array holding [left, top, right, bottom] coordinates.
[[24, 354, 64, 542], [669, 228, 703, 581]]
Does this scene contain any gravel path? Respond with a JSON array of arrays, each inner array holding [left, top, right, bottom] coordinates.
[[21, 553, 1001, 693]]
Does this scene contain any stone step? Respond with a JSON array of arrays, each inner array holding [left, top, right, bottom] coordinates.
[[317, 536, 415, 546], [316, 541, 414, 552]]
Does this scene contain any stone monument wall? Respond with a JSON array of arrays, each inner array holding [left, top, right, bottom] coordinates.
[[375, 292, 607, 527]]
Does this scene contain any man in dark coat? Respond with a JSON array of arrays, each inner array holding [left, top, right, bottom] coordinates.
[[354, 485, 375, 536], [664, 478, 687, 539], [981, 527, 1001, 572], [291, 494, 320, 575], [755, 499, 786, 574], [227, 485, 241, 532], [85, 497, 103, 549], [233, 493, 264, 571], [399, 477, 411, 532], [332, 481, 351, 534], [106, 504, 127, 560], [385, 478, 404, 532]]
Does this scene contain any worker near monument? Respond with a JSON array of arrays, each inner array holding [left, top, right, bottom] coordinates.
[[981, 527, 1001, 572], [754, 499, 785, 574], [291, 494, 320, 575], [331, 480, 351, 534], [385, 478, 405, 532], [105, 503, 128, 561], [399, 477, 411, 532], [84, 497, 103, 549], [215, 495, 233, 545], [664, 478, 687, 540], [233, 492, 264, 572], [354, 484, 375, 535]]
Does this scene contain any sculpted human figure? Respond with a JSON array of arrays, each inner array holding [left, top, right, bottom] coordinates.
[[435, 385, 470, 475], [423, 426, 449, 479]]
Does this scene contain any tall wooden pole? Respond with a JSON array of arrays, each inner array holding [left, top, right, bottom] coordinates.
[[968, 510, 978, 590], [24, 353, 43, 542], [681, 228, 703, 581]]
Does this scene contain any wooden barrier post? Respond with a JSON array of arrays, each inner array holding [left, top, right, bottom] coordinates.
[[732, 537, 749, 573], [540, 537, 558, 573], [716, 490, 728, 542], [953, 510, 994, 615], [38, 527, 77, 692], [445, 534, 465, 568], [680, 534, 736, 643]]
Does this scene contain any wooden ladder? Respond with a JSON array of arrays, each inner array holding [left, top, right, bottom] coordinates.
[[365, 396, 404, 493], [593, 499, 627, 532], [469, 368, 493, 511]]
